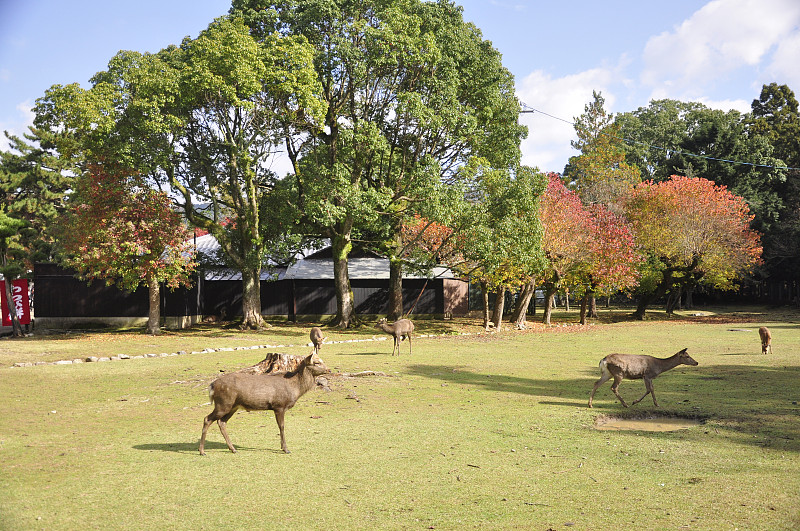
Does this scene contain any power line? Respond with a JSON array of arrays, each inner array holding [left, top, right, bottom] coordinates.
[[518, 102, 799, 171]]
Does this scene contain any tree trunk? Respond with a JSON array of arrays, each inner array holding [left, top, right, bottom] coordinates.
[[388, 257, 403, 321], [589, 295, 598, 318], [634, 270, 673, 320], [564, 287, 570, 312], [543, 286, 557, 325], [481, 280, 491, 330], [492, 286, 506, 331], [330, 234, 356, 328], [579, 292, 588, 325], [510, 280, 535, 329], [542, 271, 560, 325], [146, 272, 161, 335], [241, 268, 266, 330]]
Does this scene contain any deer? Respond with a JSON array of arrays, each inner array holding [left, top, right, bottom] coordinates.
[[588, 348, 698, 408], [376, 317, 414, 355], [310, 326, 326, 355], [199, 352, 330, 455], [759, 326, 772, 355]]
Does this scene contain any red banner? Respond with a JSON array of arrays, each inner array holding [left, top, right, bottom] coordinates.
[[1, 279, 31, 326]]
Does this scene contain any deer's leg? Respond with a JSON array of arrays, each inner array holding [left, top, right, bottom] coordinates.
[[589, 372, 611, 408], [631, 377, 654, 406], [408, 334, 412, 355], [610, 375, 629, 407], [218, 411, 238, 453], [274, 408, 289, 453], [199, 413, 217, 455]]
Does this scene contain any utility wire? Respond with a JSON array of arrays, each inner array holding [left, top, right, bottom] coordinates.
[[519, 102, 799, 171]]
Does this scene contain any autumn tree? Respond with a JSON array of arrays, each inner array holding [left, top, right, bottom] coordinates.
[[571, 205, 641, 324], [537, 174, 594, 325], [623, 175, 762, 319], [58, 164, 196, 335]]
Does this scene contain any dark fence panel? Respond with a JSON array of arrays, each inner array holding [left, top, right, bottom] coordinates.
[[294, 280, 338, 315], [33, 264, 148, 317], [162, 277, 202, 317], [201, 280, 241, 319]]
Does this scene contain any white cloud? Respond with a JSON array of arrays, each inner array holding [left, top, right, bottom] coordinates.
[[516, 67, 618, 173], [766, 30, 800, 90], [696, 97, 751, 114], [641, 0, 800, 96], [0, 100, 35, 152]]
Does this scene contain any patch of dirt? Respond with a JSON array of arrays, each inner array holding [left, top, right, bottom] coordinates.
[[594, 414, 705, 432]]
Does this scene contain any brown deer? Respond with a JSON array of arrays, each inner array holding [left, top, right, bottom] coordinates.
[[376, 318, 414, 355], [588, 348, 698, 408], [759, 326, 772, 355], [310, 326, 326, 355], [199, 352, 330, 455]]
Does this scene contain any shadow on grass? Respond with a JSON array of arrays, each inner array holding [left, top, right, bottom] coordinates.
[[133, 441, 264, 454], [407, 363, 800, 452]]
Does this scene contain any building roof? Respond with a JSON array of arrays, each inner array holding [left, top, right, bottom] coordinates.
[[192, 234, 458, 281]]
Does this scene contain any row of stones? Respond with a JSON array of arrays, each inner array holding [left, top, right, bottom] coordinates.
[[10, 326, 589, 368], [10, 336, 395, 368]]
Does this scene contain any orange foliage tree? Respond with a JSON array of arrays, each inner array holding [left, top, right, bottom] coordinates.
[[624, 175, 762, 319]]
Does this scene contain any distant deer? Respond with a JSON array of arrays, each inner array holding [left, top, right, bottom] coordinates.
[[588, 348, 698, 408], [376, 318, 414, 355], [310, 326, 326, 355], [759, 326, 772, 355], [199, 352, 330, 455]]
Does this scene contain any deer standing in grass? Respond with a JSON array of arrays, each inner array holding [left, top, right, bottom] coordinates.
[[376, 318, 414, 355], [310, 326, 326, 355], [588, 348, 698, 408], [199, 352, 329, 455], [759, 326, 772, 355]]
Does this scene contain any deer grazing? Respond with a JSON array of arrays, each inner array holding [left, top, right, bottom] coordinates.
[[588, 348, 698, 408], [376, 317, 414, 355], [199, 352, 330, 455], [759, 326, 772, 355], [310, 326, 326, 355]]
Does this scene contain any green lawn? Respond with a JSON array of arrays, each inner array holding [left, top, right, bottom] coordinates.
[[1, 307, 798, 530]]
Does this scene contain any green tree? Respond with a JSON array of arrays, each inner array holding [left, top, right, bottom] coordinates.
[[749, 83, 800, 168], [1, 128, 76, 337], [34, 16, 324, 329], [232, 0, 526, 328], [565, 91, 640, 210]]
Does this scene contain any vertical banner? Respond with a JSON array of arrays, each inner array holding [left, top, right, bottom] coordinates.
[[1, 279, 31, 326]]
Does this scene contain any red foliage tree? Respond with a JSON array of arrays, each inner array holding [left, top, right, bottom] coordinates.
[[59, 164, 196, 334]]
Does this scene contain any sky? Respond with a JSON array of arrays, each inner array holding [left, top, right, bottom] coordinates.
[[1, 0, 799, 173]]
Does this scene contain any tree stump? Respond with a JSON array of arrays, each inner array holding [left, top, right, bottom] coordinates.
[[237, 353, 308, 375], [236, 353, 331, 390]]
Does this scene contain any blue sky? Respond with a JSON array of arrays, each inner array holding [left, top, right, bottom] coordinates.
[[1, 0, 798, 173]]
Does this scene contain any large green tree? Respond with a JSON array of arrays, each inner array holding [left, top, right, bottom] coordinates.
[[35, 16, 324, 329], [232, 0, 526, 328]]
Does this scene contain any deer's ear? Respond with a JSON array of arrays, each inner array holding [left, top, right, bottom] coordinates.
[[305, 353, 314, 363], [678, 348, 688, 355]]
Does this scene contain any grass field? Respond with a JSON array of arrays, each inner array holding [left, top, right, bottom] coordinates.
[[0, 307, 798, 530]]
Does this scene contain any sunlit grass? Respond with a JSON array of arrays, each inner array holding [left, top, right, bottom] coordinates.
[[0, 306, 798, 529]]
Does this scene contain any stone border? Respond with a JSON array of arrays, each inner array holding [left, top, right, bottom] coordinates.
[[10, 325, 594, 368]]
